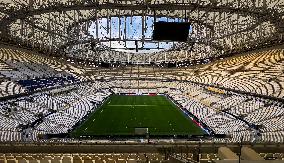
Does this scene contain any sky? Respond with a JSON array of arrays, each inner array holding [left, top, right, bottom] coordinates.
[[89, 16, 191, 53]]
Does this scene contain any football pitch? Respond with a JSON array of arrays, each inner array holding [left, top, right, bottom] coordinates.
[[71, 95, 205, 137]]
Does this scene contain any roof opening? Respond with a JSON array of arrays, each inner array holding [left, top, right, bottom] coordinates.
[[89, 16, 192, 53]]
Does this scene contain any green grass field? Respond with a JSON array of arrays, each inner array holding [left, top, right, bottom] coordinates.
[[71, 95, 205, 137]]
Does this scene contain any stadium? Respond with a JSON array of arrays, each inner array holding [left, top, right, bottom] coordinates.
[[0, 0, 284, 162]]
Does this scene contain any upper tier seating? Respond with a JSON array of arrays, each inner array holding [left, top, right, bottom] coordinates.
[[0, 81, 25, 97], [169, 49, 284, 99], [0, 47, 88, 97], [17, 76, 79, 91]]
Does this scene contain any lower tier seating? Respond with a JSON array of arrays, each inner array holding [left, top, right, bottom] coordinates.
[[0, 80, 283, 143]]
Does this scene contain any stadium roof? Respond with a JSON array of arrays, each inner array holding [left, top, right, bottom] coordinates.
[[0, 0, 284, 64]]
